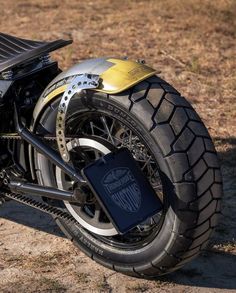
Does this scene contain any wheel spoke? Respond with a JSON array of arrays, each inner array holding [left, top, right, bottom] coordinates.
[[141, 156, 152, 171], [91, 204, 102, 223], [94, 208, 101, 221], [100, 116, 115, 144], [90, 121, 95, 135], [128, 130, 133, 148], [88, 121, 107, 136]]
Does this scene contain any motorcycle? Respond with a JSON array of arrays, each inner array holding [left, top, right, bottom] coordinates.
[[0, 33, 222, 277]]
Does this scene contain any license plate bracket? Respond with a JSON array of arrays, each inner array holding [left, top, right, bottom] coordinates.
[[82, 148, 163, 234]]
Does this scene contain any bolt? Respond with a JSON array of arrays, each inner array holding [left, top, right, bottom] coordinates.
[[62, 153, 69, 161], [136, 59, 146, 64], [3, 178, 8, 185]]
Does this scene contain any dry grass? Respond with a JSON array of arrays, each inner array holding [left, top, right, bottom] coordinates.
[[3, 277, 67, 293]]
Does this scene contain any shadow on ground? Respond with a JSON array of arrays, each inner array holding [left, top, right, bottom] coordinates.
[[163, 249, 236, 290], [0, 201, 64, 238]]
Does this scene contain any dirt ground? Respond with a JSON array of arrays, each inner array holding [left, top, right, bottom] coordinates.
[[0, 0, 235, 292]]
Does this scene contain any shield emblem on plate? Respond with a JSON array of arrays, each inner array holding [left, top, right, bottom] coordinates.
[[102, 167, 141, 213]]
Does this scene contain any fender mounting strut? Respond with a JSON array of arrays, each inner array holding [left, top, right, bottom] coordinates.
[[56, 74, 100, 162]]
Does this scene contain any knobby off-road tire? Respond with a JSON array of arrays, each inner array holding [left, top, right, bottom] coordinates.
[[35, 75, 222, 277]]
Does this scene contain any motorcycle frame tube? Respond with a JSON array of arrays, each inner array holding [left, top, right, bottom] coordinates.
[[14, 105, 86, 185], [8, 181, 78, 202]]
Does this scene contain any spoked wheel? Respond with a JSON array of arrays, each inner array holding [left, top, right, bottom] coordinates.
[[55, 114, 164, 245], [34, 75, 222, 277]]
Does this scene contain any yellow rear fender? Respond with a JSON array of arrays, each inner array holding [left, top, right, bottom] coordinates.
[[33, 58, 156, 122]]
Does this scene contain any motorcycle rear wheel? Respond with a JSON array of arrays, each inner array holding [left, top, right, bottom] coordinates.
[[34, 75, 222, 277]]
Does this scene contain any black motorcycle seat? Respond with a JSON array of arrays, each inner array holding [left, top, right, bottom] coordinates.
[[0, 33, 72, 73]]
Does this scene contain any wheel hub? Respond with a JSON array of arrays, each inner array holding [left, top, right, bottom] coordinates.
[[56, 137, 118, 236]]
